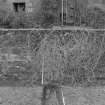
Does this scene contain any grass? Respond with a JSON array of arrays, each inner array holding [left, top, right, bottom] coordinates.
[[0, 30, 105, 87]]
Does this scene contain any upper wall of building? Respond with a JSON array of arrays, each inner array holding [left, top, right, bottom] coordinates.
[[0, 0, 105, 14], [88, 0, 103, 4], [0, 0, 42, 13], [88, 0, 105, 10], [88, 0, 105, 5]]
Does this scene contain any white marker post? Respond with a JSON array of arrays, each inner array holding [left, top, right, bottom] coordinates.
[[61, 88, 66, 105], [66, 0, 68, 24], [62, 0, 64, 26], [41, 55, 44, 85]]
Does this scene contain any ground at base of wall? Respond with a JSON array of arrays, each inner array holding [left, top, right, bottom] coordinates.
[[0, 86, 104, 105]]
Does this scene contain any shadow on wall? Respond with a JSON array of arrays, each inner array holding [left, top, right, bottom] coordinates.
[[0, 9, 41, 28]]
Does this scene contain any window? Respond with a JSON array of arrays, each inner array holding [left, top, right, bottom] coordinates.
[[13, 2, 26, 12]]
